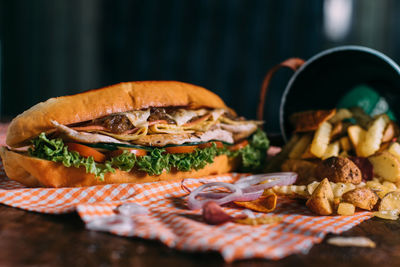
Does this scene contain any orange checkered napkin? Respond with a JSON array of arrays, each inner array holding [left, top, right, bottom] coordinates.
[[0, 164, 372, 262]]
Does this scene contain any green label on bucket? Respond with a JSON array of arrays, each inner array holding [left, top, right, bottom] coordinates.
[[337, 84, 396, 121]]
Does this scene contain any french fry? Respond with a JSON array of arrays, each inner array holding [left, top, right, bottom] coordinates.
[[339, 136, 351, 151], [329, 108, 353, 124], [327, 237, 376, 248], [330, 122, 343, 140], [288, 134, 312, 159], [310, 121, 332, 158], [322, 141, 340, 160], [382, 122, 397, 143], [358, 115, 388, 157], [347, 125, 366, 156], [337, 202, 355, 216], [266, 185, 309, 198], [369, 151, 400, 182]]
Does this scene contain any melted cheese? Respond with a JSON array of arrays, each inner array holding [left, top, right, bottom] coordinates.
[[149, 124, 195, 134], [98, 127, 148, 141], [121, 109, 150, 128], [169, 108, 209, 126], [170, 109, 198, 126]]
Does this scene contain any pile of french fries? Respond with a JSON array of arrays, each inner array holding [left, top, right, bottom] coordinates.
[[266, 107, 400, 219]]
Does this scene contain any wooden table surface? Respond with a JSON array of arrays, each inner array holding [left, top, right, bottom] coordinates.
[[1, 204, 399, 266]]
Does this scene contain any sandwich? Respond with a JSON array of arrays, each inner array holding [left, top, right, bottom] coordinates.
[[0, 81, 269, 187]]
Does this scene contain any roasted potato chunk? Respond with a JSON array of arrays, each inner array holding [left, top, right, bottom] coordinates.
[[379, 191, 400, 212], [337, 202, 355, 216], [315, 156, 362, 184], [369, 151, 400, 182], [288, 134, 312, 159], [306, 178, 334, 215], [342, 188, 378, 210], [388, 142, 400, 161]]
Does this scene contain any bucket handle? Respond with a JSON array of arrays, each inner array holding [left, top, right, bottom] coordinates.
[[257, 58, 305, 121]]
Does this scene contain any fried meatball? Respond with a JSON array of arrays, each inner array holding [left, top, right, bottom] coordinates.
[[315, 156, 362, 184]]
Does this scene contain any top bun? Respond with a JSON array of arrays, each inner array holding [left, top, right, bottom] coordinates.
[[7, 81, 231, 147]]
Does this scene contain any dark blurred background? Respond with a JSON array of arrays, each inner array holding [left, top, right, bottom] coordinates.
[[0, 0, 398, 134]]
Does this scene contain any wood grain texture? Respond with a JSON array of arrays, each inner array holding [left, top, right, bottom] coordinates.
[[0, 204, 399, 266]]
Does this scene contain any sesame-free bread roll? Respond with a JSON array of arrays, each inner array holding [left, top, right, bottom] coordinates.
[[6, 81, 231, 147], [0, 147, 238, 187]]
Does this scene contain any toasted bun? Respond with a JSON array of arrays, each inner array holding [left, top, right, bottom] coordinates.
[[7, 81, 231, 147], [0, 147, 238, 188]]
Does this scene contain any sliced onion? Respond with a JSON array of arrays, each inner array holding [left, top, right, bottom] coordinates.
[[235, 172, 297, 193], [198, 190, 263, 202], [116, 203, 149, 216], [187, 182, 242, 210]]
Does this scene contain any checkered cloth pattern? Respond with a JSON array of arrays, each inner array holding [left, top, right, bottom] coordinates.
[[0, 123, 372, 262]]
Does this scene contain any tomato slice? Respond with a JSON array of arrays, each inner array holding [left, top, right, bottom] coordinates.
[[109, 148, 148, 158], [66, 143, 106, 162], [198, 141, 224, 149], [229, 140, 249, 151], [165, 145, 198, 154]]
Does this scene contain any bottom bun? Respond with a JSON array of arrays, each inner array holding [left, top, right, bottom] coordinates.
[[0, 147, 238, 188]]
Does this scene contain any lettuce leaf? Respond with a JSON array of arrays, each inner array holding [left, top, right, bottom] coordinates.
[[238, 128, 270, 172], [29, 133, 115, 179], [29, 129, 269, 179]]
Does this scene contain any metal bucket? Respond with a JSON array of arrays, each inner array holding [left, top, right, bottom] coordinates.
[[276, 45, 400, 142]]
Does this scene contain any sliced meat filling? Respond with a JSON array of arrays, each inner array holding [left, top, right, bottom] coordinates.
[[51, 121, 125, 144], [101, 114, 133, 134], [148, 107, 176, 124], [57, 107, 261, 146]]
